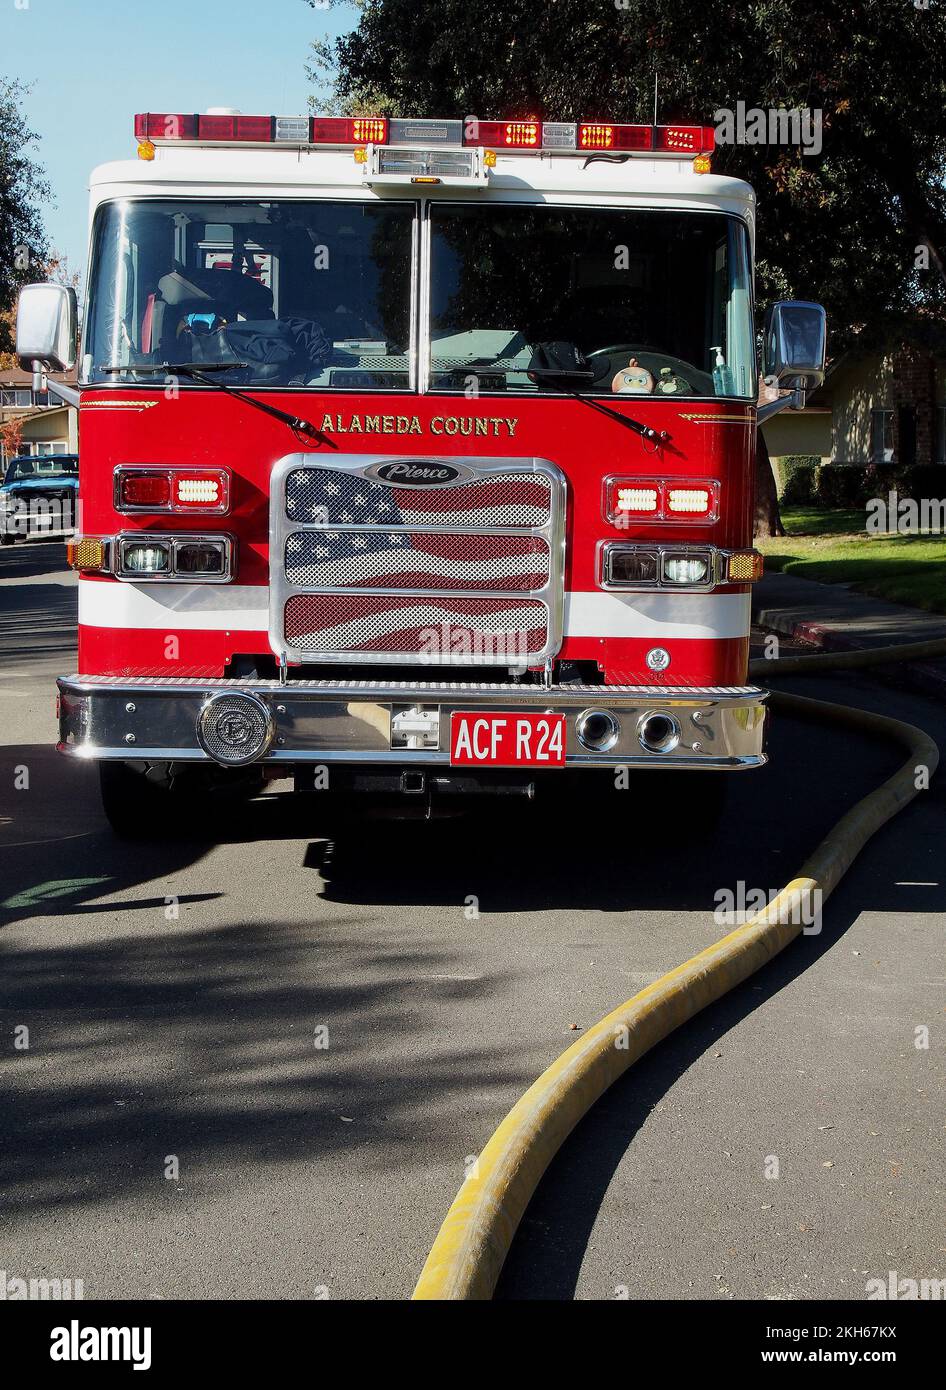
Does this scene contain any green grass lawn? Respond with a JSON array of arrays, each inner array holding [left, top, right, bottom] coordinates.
[[760, 505, 946, 614]]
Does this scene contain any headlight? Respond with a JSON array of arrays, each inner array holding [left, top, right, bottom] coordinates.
[[121, 541, 171, 575], [174, 540, 227, 575], [605, 548, 659, 587], [115, 533, 234, 581], [662, 553, 711, 585]]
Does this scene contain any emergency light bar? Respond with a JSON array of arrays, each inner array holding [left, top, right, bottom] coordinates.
[[134, 112, 715, 159]]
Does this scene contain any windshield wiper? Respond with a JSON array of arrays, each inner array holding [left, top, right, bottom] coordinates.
[[98, 363, 335, 446], [526, 368, 670, 444]]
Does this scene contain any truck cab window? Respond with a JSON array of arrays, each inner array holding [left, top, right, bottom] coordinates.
[[83, 199, 416, 390], [428, 205, 755, 399]]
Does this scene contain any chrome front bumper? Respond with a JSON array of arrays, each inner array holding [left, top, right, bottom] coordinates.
[[57, 677, 768, 770]]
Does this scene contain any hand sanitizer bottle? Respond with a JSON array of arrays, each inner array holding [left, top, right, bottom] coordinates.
[[711, 345, 731, 396]]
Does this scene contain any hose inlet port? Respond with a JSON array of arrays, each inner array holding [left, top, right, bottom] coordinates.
[[576, 708, 620, 753], [638, 712, 681, 754]]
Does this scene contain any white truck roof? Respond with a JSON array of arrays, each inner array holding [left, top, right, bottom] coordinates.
[[89, 146, 755, 226]]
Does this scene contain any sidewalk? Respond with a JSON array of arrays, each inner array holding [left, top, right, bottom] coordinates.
[[752, 571, 946, 701]]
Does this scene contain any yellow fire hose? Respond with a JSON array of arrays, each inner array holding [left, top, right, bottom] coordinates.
[[413, 638, 945, 1300]]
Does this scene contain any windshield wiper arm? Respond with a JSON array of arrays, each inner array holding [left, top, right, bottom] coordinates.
[[526, 369, 670, 444], [98, 363, 335, 446]]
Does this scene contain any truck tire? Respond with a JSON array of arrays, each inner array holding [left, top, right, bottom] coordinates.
[[98, 760, 263, 840]]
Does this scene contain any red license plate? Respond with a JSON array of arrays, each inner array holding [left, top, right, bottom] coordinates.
[[449, 711, 567, 768]]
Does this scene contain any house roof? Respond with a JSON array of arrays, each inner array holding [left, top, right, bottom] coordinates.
[[0, 365, 78, 387]]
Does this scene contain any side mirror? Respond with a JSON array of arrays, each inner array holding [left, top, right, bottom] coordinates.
[[762, 300, 826, 393], [16, 283, 78, 372]]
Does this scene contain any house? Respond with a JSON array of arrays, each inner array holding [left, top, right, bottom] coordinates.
[[0, 364, 79, 467], [762, 343, 946, 468]]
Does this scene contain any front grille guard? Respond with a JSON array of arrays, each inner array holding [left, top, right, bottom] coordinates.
[[268, 453, 566, 667]]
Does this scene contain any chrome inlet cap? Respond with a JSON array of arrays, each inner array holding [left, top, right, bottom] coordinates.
[[196, 691, 275, 766]]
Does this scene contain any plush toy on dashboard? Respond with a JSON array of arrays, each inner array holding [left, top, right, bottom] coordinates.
[[611, 357, 655, 394]]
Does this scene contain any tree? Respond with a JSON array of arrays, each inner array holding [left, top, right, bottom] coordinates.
[[310, 0, 946, 531], [0, 79, 50, 357], [0, 413, 24, 466]]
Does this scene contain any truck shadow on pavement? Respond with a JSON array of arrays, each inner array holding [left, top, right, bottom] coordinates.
[[306, 703, 924, 918], [0, 746, 529, 1249]]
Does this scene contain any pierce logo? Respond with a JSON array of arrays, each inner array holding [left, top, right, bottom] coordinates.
[[373, 461, 465, 485]]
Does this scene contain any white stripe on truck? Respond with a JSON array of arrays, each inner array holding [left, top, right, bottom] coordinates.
[[564, 590, 751, 640], [78, 579, 750, 641]]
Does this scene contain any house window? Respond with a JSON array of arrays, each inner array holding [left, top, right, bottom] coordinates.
[[34, 442, 69, 455], [0, 389, 32, 407], [897, 406, 917, 468], [871, 408, 894, 464]]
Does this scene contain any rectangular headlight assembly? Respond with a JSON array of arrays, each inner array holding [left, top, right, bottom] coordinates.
[[114, 533, 234, 582], [600, 544, 762, 591]]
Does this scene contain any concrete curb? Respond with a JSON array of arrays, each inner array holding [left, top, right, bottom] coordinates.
[[753, 599, 946, 703]]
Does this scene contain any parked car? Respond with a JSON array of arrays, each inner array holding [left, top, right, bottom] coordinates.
[[0, 454, 79, 544]]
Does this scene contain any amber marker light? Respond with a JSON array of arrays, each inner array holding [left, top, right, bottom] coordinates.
[[67, 538, 109, 573]]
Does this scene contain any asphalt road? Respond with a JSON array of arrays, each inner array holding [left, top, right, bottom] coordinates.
[[1, 540, 943, 1301]]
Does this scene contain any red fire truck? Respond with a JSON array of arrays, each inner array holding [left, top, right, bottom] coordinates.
[[17, 112, 825, 835]]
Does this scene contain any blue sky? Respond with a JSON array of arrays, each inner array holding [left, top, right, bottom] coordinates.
[[1, 0, 358, 279]]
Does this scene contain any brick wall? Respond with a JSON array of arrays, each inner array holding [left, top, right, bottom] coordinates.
[[892, 345, 937, 466]]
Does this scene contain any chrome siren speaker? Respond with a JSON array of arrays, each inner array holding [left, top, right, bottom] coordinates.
[[196, 691, 275, 766]]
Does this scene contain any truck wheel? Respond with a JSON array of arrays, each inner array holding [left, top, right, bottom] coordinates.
[[98, 760, 262, 840], [0, 533, 15, 547]]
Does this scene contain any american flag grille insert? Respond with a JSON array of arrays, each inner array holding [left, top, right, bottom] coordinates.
[[284, 594, 549, 656], [285, 467, 552, 529], [284, 531, 551, 592], [272, 456, 564, 665]]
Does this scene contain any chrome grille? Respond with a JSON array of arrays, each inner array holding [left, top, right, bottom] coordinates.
[[270, 454, 565, 666], [285, 467, 551, 529], [284, 531, 551, 591], [284, 594, 549, 657]]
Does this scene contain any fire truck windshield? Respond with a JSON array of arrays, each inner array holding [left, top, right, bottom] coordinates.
[[428, 205, 755, 400], [83, 198, 415, 389], [83, 198, 754, 402]]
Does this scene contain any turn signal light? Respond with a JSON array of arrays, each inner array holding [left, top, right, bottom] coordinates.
[[67, 538, 109, 573], [667, 486, 714, 515], [172, 474, 226, 509], [114, 467, 230, 514], [605, 477, 720, 525], [466, 120, 540, 148], [726, 550, 764, 582], [311, 116, 388, 145]]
